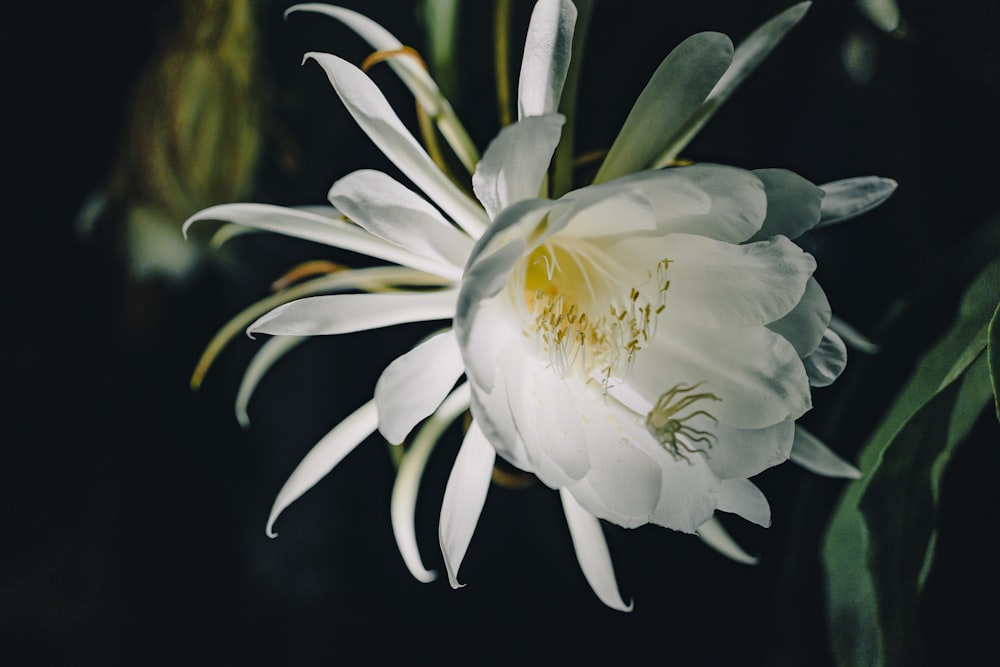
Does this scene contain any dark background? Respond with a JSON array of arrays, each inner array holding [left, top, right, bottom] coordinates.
[[3, 0, 999, 664]]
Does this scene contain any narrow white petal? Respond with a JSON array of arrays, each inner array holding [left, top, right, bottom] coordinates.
[[185, 203, 457, 278], [303, 53, 488, 238], [556, 392, 715, 534], [815, 176, 898, 228], [439, 420, 496, 588], [790, 425, 861, 479], [468, 366, 533, 472], [472, 114, 565, 220], [595, 32, 733, 183], [653, 3, 811, 166], [696, 517, 759, 565], [266, 400, 379, 537], [559, 489, 633, 612], [329, 169, 473, 276], [716, 478, 771, 527], [501, 348, 592, 487], [829, 315, 880, 354], [247, 289, 458, 337], [749, 168, 824, 241], [654, 164, 765, 242], [375, 329, 465, 444], [390, 383, 472, 584], [804, 328, 848, 387], [288, 3, 480, 171], [558, 186, 656, 238], [517, 0, 577, 118], [236, 335, 307, 428], [192, 266, 449, 390]]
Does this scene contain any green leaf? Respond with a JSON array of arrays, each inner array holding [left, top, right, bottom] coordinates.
[[421, 0, 461, 102], [860, 355, 991, 665], [822, 256, 1000, 667], [593, 32, 733, 184], [880, 258, 998, 438], [989, 302, 1000, 422]]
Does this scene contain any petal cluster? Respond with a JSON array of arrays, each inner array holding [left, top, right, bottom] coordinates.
[[185, 0, 895, 611], [456, 163, 829, 532]]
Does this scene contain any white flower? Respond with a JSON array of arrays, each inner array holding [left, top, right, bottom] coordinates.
[[186, 0, 896, 610]]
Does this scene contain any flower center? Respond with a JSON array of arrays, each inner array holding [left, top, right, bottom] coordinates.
[[511, 239, 670, 387]]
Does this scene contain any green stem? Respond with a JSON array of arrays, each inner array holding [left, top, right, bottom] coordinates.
[[552, 0, 593, 197], [494, 0, 514, 127]]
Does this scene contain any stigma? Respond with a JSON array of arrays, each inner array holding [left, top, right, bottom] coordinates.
[[645, 382, 722, 463]]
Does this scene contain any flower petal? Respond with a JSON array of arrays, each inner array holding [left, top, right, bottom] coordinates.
[[236, 335, 307, 428], [287, 3, 480, 172], [586, 165, 766, 243], [705, 418, 795, 480], [501, 346, 592, 487], [815, 176, 898, 228], [247, 289, 458, 337], [390, 383, 471, 584], [266, 399, 378, 537], [612, 233, 816, 328], [191, 266, 449, 390], [375, 329, 465, 444], [303, 53, 488, 238], [767, 278, 832, 358], [652, 3, 811, 167], [456, 201, 554, 370], [559, 489, 633, 612], [439, 419, 496, 588], [790, 425, 861, 479], [184, 203, 457, 278], [472, 114, 565, 220], [329, 169, 472, 278], [517, 0, 577, 119], [749, 168, 824, 241], [618, 322, 811, 429], [803, 328, 847, 387], [716, 478, 771, 527], [697, 517, 759, 565], [594, 32, 733, 183]]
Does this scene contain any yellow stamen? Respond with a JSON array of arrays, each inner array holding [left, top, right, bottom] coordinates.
[[517, 242, 672, 388]]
